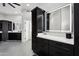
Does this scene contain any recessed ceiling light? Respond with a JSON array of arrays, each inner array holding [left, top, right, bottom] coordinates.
[[26, 4, 30, 6]]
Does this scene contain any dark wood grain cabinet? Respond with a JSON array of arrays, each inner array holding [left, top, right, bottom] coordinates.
[[36, 37, 49, 56], [49, 40, 73, 56], [74, 3, 79, 56], [8, 33, 21, 40], [0, 33, 21, 41], [36, 37, 73, 56], [31, 7, 47, 55], [31, 7, 46, 33], [32, 36, 38, 54]]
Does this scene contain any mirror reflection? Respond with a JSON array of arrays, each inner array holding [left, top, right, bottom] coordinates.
[[46, 5, 71, 33]]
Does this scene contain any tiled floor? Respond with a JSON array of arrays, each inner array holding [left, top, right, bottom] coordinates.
[[0, 40, 34, 56]]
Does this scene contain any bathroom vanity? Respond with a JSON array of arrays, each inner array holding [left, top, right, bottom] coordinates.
[[31, 3, 79, 56], [36, 36, 73, 56], [0, 31, 21, 41], [0, 20, 21, 41]]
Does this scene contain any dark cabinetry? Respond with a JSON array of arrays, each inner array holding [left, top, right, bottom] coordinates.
[[74, 3, 79, 56], [31, 7, 46, 33], [32, 37, 49, 56], [36, 37, 48, 56], [31, 7, 47, 55], [0, 33, 21, 41], [0, 33, 2, 41], [9, 33, 21, 40], [49, 40, 73, 56], [36, 37, 73, 56], [32, 36, 38, 54]]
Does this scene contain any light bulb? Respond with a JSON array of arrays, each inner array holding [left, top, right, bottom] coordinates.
[[26, 4, 30, 6]]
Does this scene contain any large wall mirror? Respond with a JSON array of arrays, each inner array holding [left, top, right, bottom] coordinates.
[[0, 20, 15, 31], [46, 4, 72, 33]]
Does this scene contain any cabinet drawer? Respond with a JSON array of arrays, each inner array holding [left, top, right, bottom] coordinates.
[[49, 46, 73, 56], [36, 37, 49, 56], [36, 46, 48, 56], [9, 33, 21, 40], [37, 37, 48, 46], [49, 40, 73, 51]]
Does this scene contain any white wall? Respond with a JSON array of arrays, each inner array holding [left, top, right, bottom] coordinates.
[[22, 11, 32, 42]]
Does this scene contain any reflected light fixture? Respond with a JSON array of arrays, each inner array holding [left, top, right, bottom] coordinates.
[[26, 4, 30, 6]]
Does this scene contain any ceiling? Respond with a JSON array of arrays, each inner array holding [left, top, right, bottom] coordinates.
[[0, 3, 69, 15]]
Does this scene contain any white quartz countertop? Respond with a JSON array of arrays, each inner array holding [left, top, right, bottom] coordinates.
[[0, 31, 21, 33], [37, 33, 74, 45]]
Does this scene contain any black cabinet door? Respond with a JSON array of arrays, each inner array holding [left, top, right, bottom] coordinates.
[[37, 15, 43, 33], [37, 7, 45, 33], [49, 40, 73, 56], [74, 3, 79, 56], [32, 7, 45, 33], [31, 7, 47, 55], [36, 37, 49, 56], [74, 3, 79, 46], [9, 33, 21, 40], [0, 33, 2, 41], [32, 37, 38, 54], [49, 46, 73, 56], [32, 9, 37, 36]]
